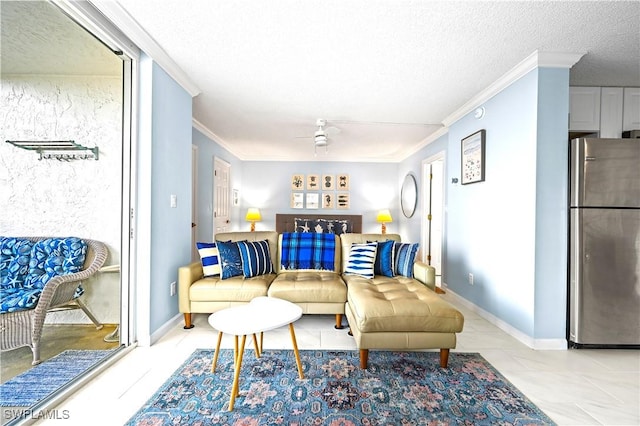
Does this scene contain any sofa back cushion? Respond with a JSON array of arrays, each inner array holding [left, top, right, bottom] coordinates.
[[340, 233, 401, 274], [0, 237, 34, 289]]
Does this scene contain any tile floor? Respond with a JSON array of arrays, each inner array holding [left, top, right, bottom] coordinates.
[[36, 294, 639, 425]]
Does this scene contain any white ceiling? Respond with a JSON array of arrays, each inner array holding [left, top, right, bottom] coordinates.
[[3, 1, 639, 162]]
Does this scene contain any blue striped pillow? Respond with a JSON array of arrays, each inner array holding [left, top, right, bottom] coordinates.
[[394, 242, 419, 278], [196, 242, 221, 277], [237, 240, 274, 278], [344, 242, 377, 279]]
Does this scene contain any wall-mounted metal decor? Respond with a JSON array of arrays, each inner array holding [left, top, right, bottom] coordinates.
[[6, 140, 99, 161]]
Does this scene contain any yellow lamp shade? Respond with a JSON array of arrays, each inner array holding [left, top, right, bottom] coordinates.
[[245, 208, 262, 222], [376, 209, 393, 223], [246, 208, 261, 232]]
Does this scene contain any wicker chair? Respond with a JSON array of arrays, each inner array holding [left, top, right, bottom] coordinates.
[[0, 237, 108, 365]]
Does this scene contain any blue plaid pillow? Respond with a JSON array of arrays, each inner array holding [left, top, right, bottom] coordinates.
[[344, 242, 377, 279], [394, 242, 419, 278], [196, 242, 221, 277], [237, 240, 274, 278], [215, 241, 244, 279], [374, 240, 395, 277]]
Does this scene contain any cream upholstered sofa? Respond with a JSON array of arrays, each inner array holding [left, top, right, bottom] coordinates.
[[179, 230, 347, 329], [178, 231, 464, 368], [179, 231, 278, 329]]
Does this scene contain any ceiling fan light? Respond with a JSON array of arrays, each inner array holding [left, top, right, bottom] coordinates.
[[314, 134, 327, 146]]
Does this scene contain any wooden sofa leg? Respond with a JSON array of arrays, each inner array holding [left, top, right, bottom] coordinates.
[[183, 313, 195, 329], [359, 349, 369, 369], [439, 348, 450, 368], [334, 314, 344, 329]]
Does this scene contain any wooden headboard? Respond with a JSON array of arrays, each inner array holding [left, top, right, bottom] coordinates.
[[276, 214, 362, 233]]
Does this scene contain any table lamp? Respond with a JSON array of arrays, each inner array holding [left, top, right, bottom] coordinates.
[[245, 208, 262, 232], [376, 209, 393, 234]]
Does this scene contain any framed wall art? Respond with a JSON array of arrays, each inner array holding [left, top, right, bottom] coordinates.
[[322, 192, 334, 209], [291, 192, 304, 208], [461, 129, 486, 185], [337, 192, 350, 209], [306, 193, 319, 209], [291, 174, 304, 190], [307, 174, 320, 190], [337, 174, 349, 190], [322, 174, 335, 190]]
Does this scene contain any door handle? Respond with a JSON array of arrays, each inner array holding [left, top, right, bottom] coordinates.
[[191, 223, 196, 228]]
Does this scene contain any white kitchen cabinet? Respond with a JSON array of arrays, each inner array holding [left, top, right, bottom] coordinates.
[[569, 87, 601, 131], [623, 88, 640, 131], [600, 87, 624, 138]]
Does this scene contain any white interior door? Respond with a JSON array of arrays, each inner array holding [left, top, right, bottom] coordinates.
[[213, 157, 231, 236], [422, 153, 445, 284]]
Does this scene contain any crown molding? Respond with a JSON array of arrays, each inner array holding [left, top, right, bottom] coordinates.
[[442, 50, 585, 127], [402, 126, 449, 160], [90, 0, 200, 97], [192, 118, 244, 157]]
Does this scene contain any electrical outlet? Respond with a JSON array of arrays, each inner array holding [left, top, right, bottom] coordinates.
[[170, 281, 176, 296], [468, 273, 474, 285]]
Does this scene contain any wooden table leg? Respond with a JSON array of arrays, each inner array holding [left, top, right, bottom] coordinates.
[[211, 331, 223, 373], [288, 323, 304, 379], [229, 335, 246, 411], [252, 333, 261, 358], [233, 335, 238, 369]]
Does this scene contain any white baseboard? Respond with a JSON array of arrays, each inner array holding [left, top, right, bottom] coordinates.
[[445, 289, 567, 350], [140, 313, 183, 346]]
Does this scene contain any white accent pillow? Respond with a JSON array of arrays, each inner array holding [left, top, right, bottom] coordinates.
[[344, 242, 377, 279]]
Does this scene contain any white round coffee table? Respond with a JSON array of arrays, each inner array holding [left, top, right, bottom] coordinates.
[[208, 296, 304, 411]]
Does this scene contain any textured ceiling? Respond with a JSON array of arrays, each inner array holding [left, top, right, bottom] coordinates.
[[3, 1, 639, 162], [0, 1, 121, 76]]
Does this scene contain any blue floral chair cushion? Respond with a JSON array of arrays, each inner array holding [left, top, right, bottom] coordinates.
[[0, 237, 34, 289], [0, 237, 87, 313]]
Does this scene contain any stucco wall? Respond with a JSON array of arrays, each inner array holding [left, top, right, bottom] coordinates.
[[1, 74, 122, 324]]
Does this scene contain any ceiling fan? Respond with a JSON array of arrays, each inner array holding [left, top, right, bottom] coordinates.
[[297, 119, 340, 155]]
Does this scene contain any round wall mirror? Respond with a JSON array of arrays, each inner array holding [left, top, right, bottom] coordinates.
[[400, 173, 418, 218]]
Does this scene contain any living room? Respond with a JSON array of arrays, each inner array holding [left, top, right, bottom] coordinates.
[[1, 1, 638, 425]]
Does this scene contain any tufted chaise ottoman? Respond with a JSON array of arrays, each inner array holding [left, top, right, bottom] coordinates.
[[340, 234, 464, 369]]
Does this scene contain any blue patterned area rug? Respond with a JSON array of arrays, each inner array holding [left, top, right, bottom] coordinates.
[[0, 349, 115, 407], [126, 349, 556, 425]]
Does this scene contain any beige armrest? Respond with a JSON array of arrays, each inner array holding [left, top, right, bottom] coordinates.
[[178, 261, 204, 312], [413, 261, 436, 291]]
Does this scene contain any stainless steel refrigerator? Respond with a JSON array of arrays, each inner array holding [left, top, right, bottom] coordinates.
[[569, 138, 640, 347]]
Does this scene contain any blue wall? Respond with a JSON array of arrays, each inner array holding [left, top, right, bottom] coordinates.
[[148, 61, 193, 334], [399, 68, 569, 342], [239, 161, 399, 235], [533, 68, 570, 339]]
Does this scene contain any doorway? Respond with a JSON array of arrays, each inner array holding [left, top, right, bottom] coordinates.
[[213, 157, 232, 236], [0, 0, 136, 418], [422, 153, 445, 287]]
